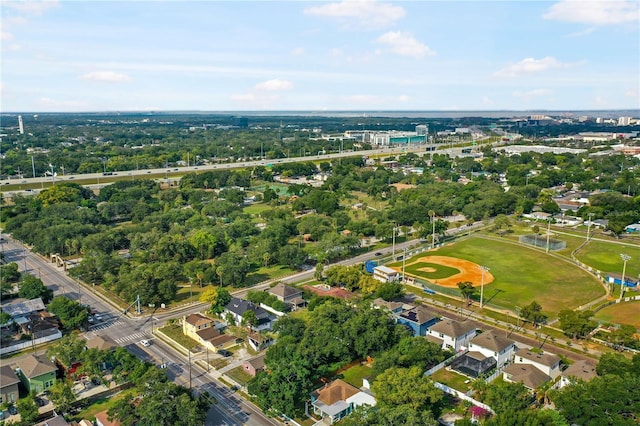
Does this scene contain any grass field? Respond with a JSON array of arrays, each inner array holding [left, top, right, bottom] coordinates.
[[594, 301, 640, 328], [404, 262, 460, 279], [399, 237, 606, 316], [575, 240, 640, 278], [339, 364, 372, 388], [242, 203, 273, 215]]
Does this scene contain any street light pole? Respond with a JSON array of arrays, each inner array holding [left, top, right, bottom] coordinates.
[[619, 254, 631, 301], [480, 266, 489, 308]]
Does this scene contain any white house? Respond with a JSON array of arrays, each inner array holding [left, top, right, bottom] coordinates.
[[512, 348, 561, 379], [426, 319, 477, 352], [372, 265, 399, 283], [503, 364, 551, 390], [468, 330, 516, 368], [558, 359, 597, 389]]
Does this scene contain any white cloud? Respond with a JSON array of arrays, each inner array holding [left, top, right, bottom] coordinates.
[[3, 0, 59, 16], [230, 93, 256, 102], [482, 96, 494, 106], [330, 48, 344, 57], [376, 31, 435, 58], [1, 32, 14, 41], [36, 97, 87, 109], [304, 0, 405, 27], [254, 79, 293, 91], [568, 27, 596, 37], [290, 47, 305, 56], [494, 57, 570, 78], [513, 89, 554, 99], [593, 96, 608, 106], [80, 71, 132, 83], [398, 95, 410, 102], [544, 0, 639, 25], [625, 88, 639, 98]]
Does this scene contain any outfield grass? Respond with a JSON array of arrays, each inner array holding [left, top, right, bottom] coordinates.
[[404, 262, 460, 279], [594, 301, 640, 328], [575, 240, 640, 277], [401, 237, 605, 316]]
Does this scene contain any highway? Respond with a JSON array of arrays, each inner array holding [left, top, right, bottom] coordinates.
[[0, 236, 277, 426]]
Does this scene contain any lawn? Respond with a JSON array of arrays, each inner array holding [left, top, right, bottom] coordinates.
[[575, 240, 640, 278], [72, 392, 131, 423], [226, 366, 254, 386], [398, 237, 606, 316], [158, 324, 200, 350], [594, 301, 640, 328], [430, 368, 472, 393], [242, 203, 273, 216], [338, 363, 372, 388], [245, 264, 295, 286]]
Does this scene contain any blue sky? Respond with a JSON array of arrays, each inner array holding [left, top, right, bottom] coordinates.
[[1, 0, 639, 112]]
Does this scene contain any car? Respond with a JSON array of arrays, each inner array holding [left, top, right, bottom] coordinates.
[[88, 316, 94, 324], [146, 171, 151, 173], [69, 176, 75, 179], [140, 339, 151, 347], [8, 406, 17, 416], [375, 252, 382, 256], [159, 363, 167, 369], [93, 314, 102, 321], [217, 349, 231, 357], [34, 397, 46, 407], [173, 168, 178, 171]]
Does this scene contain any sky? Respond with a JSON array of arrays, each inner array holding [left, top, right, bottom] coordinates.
[[1, 0, 639, 112]]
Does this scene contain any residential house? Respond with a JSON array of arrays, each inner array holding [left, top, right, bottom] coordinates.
[[267, 283, 306, 310], [371, 298, 404, 315], [372, 266, 399, 283], [310, 379, 376, 424], [2, 298, 46, 318], [15, 354, 57, 393], [450, 350, 497, 378], [242, 354, 266, 377], [37, 414, 71, 426], [247, 332, 274, 352], [395, 305, 439, 336], [95, 410, 122, 426], [183, 312, 234, 350], [0, 365, 20, 404], [513, 348, 561, 379], [503, 363, 551, 390], [558, 360, 597, 389], [85, 335, 118, 352], [224, 297, 275, 332], [426, 319, 477, 352], [468, 330, 516, 368]]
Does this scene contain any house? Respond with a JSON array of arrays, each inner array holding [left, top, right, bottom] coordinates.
[[2, 298, 46, 318], [310, 379, 376, 424], [371, 298, 404, 315], [183, 313, 217, 339], [468, 330, 516, 368], [395, 305, 439, 337], [242, 354, 266, 377], [450, 350, 497, 378], [625, 223, 640, 233], [194, 327, 235, 352], [558, 360, 597, 389], [267, 283, 306, 310], [426, 319, 477, 352], [95, 410, 122, 426], [513, 348, 561, 379], [0, 365, 20, 404], [37, 414, 71, 426], [224, 297, 276, 331], [372, 265, 399, 283], [14, 354, 57, 393], [247, 332, 274, 352], [503, 364, 551, 390], [85, 334, 118, 352]]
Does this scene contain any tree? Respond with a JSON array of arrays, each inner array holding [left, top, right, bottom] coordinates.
[[241, 309, 258, 328], [16, 396, 39, 425], [47, 296, 89, 330], [375, 281, 404, 301], [483, 381, 531, 415], [205, 287, 231, 314], [519, 301, 547, 326], [18, 275, 53, 303], [49, 379, 76, 413], [558, 309, 597, 339], [457, 281, 476, 304], [493, 214, 512, 233], [277, 244, 308, 270], [46, 333, 87, 368], [372, 366, 443, 410]]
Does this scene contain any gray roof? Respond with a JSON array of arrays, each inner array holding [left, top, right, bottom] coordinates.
[[245, 354, 266, 370], [562, 360, 597, 382], [372, 298, 403, 312], [504, 364, 551, 390], [268, 283, 301, 299], [15, 354, 57, 378], [0, 365, 20, 388], [225, 297, 272, 322], [399, 305, 438, 325], [470, 330, 514, 352], [429, 319, 476, 338], [515, 348, 560, 367], [3, 298, 45, 317]]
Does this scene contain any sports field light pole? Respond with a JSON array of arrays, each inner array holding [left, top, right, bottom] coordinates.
[[479, 266, 490, 309], [586, 212, 594, 241], [429, 210, 436, 249], [619, 254, 631, 302], [402, 248, 407, 281], [545, 218, 552, 253], [392, 223, 397, 259]]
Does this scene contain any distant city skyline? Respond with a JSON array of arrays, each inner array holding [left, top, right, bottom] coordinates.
[[1, 0, 639, 112]]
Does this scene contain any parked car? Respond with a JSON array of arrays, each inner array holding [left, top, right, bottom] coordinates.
[[8, 406, 18, 415], [217, 349, 232, 357], [140, 339, 151, 347]]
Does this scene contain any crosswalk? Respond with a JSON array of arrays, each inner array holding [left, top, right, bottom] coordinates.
[[91, 318, 121, 331], [114, 331, 148, 345]]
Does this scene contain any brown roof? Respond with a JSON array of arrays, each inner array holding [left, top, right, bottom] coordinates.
[[185, 313, 213, 327], [196, 328, 235, 347], [372, 298, 403, 312], [268, 283, 301, 299], [0, 365, 20, 388], [315, 379, 360, 406], [470, 330, 514, 352], [515, 348, 560, 367], [245, 354, 266, 371], [429, 319, 476, 338], [15, 354, 57, 378], [562, 360, 597, 382], [399, 305, 438, 324], [95, 410, 122, 426], [86, 335, 118, 351], [466, 351, 488, 361], [503, 364, 551, 390], [425, 334, 444, 346]]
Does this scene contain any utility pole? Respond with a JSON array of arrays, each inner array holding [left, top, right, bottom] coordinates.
[[619, 254, 631, 302], [480, 266, 489, 308]]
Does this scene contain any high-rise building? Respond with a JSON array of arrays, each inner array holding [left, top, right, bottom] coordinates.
[[18, 115, 24, 135], [618, 116, 632, 126], [416, 125, 428, 136]]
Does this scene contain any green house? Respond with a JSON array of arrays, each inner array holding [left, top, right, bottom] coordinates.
[[15, 354, 57, 394]]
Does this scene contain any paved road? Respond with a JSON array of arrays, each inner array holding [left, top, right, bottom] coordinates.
[[0, 236, 276, 426]]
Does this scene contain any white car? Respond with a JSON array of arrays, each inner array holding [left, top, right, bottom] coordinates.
[[140, 339, 151, 347]]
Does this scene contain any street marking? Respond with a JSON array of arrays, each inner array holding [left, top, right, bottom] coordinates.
[[114, 332, 147, 344]]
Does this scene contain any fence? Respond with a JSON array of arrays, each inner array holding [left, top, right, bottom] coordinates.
[[1, 330, 62, 355], [518, 234, 566, 251], [424, 350, 468, 376], [433, 382, 494, 414]]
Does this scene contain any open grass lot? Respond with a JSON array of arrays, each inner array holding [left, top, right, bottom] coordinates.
[[226, 366, 254, 386], [158, 324, 200, 350], [430, 368, 472, 393], [246, 264, 295, 286], [242, 203, 273, 216], [575, 240, 640, 278], [404, 262, 460, 280], [594, 300, 640, 328], [403, 237, 605, 316], [338, 363, 371, 388]]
